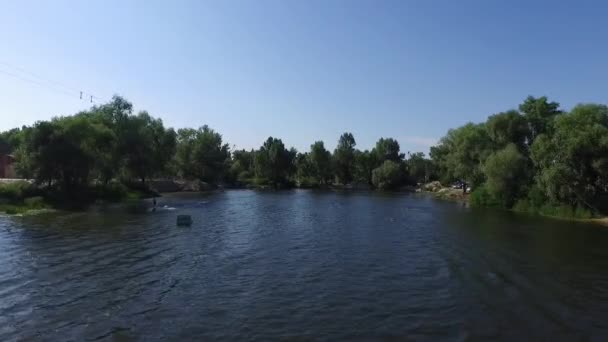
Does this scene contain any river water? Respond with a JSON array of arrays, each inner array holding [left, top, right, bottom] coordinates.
[[1, 190, 608, 341]]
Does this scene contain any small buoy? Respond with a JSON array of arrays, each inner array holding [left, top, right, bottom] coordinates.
[[177, 215, 192, 226]]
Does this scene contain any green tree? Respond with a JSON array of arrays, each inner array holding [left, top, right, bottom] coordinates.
[[20, 116, 112, 194], [432, 123, 492, 187], [232, 149, 254, 172], [191, 125, 229, 183], [354, 150, 376, 185], [120, 112, 175, 184], [295, 152, 315, 187], [175, 125, 229, 183], [407, 152, 436, 183], [531, 104, 608, 212], [373, 138, 404, 165], [228, 149, 255, 185], [372, 160, 402, 190], [482, 143, 528, 207], [254, 137, 296, 186], [309, 141, 332, 185], [429, 140, 452, 184], [485, 110, 530, 150], [0, 127, 27, 152], [85, 96, 134, 183], [175, 128, 198, 179], [519, 96, 562, 143], [333, 132, 356, 184]]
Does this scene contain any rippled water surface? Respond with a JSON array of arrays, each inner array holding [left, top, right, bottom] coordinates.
[[2, 190, 608, 341]]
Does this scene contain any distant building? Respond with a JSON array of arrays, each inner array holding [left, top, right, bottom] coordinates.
[[0, 142, 15, 178]]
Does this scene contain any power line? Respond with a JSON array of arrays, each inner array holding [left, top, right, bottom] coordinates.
[[0, 68, 78, 98], [0, 61, 81, 95], [0, 60, 109, 102], [0, 61, 109, 103]]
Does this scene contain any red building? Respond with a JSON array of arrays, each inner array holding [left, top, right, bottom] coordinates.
[[0, 143, 15, 178], [0, 154, 14, 178]]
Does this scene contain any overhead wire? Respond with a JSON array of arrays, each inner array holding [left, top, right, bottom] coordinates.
[[0, 68, 77, 99], [0, 61, 110, 104]]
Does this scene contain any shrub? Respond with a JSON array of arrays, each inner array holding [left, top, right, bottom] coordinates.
[[297, 176, 317, 189], [514, 197, 594, 219], [513, 199, 533, 213], [3, 206, 18, 215], [237, 170, 253, 185], [482, 144, 528, 207], [94, 182, 129, 201], [372, 160, 403, 190], [574, 206, 593, 219], [527, 184, 547, 208], [538, 204, 593, 219], [24, 196, 47, 209], [469, 184, 502, 208], [0, 181, 36, 201]]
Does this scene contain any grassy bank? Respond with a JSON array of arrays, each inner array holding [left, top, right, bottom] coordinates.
[[0, 197, 52, 215], [0, 180, 157, 215], [468, 185, 598, 221], [0, 181, 50, 215], [422, 181, 607, 224]]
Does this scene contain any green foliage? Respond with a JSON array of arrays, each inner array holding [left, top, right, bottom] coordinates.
[[175, 125, 229, 183], [485, 110, 529, 150], [295, 152, 315, 188], [225, 149, 255, 186], [407, 152, 436, 184], [92, 182, 129, 201], [237, 170, 253, 184], [512, 199, 534, 213], [513, 199, 593, 220], [0, 182, 49, 214], [519, 96, 561, 141], [0, 181, 38, 201], [23, 196, 46, 209], [531, 104, 608, 212], [309, 141, 332, 185], [0, 127, 26, 152], [469, 185, 501, 208], [429, 143, 452, 185], [3, 94, 608, 221], [232, 149, 254, 172], [372, 160, 402, 190], [333, 132, 356, 184], [120, 111, 176, 184], [431, 95, 608, 219], [12, 96, 176, 195], [2, 104, 425, 193], [482, 144, 528, 207], [254, 137, 296, 187], [354, 150, 376, 185], [0, 202, 49, 215], [373, 138, 404, 165], [87, 97, 134, 183], [18, 115, 114, 192], [432, 123, 492, 187]]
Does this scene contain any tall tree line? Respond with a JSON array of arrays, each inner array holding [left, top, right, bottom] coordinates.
[[0, 96, 432, 195], [430, 96, 608, 217], [2, 95, 608, 218]]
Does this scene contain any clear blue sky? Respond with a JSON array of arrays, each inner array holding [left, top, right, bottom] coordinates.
[[1, 0, 606, 153]]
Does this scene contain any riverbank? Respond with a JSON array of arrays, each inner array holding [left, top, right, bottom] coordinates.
[[419, 181, 469, 203], [3, 179, 607, 227], [419, 181, 608, 225], [0, 180, 158, 216]]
